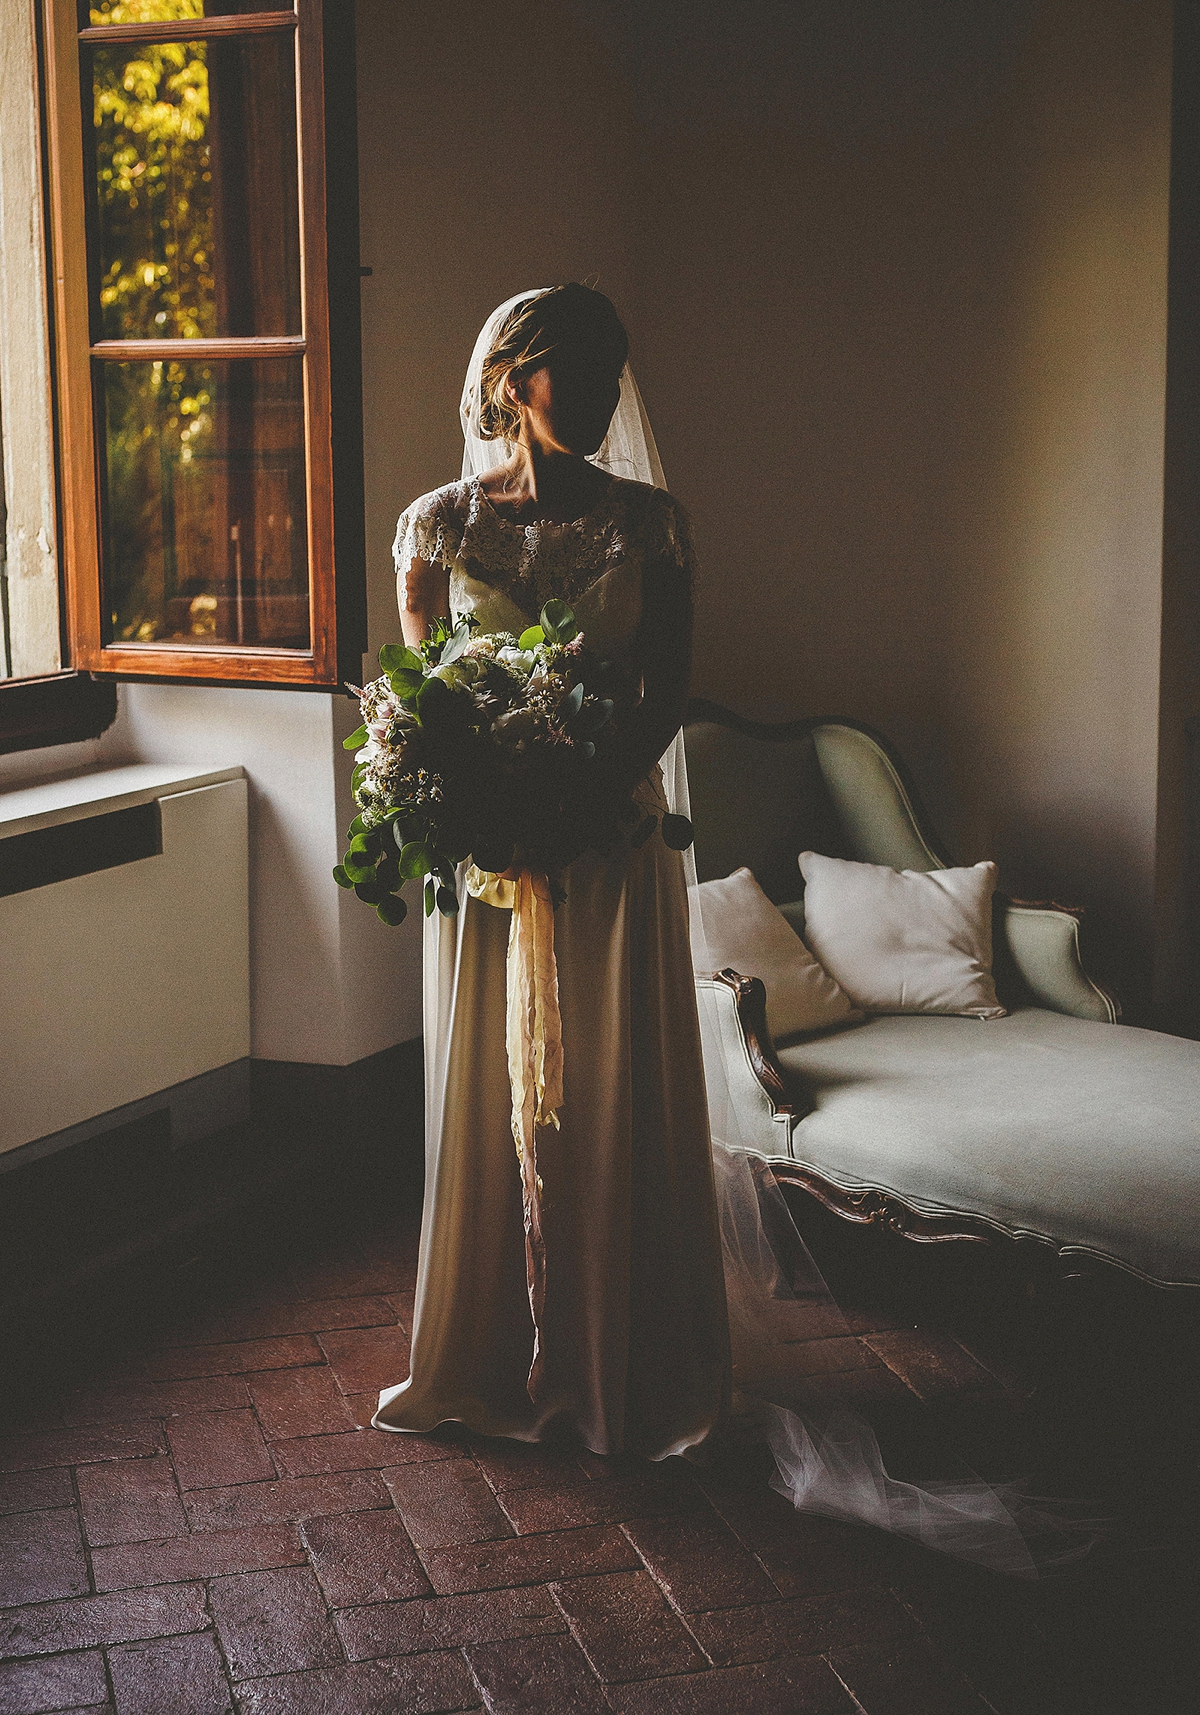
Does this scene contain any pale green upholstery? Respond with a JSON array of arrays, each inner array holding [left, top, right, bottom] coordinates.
[[684, 706, 1117, 1023], [778, 1013, 1200, 1286], [685, 704, 1198, 1286]]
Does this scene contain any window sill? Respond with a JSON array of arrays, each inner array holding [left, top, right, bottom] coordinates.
[[0, 671, 118, 757]]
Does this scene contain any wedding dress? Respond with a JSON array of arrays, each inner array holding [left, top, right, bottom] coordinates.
[[374, 290, 1073, 1577], [373, 472, 731, 1457]]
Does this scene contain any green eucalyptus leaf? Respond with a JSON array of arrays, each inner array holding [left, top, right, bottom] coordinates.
[[438, 623, 472, 666], [379, 643, 423, 674], [436, 885, 460, 915], [399, 840, 433, 880], [416, 675, 454, 722], [342, 725, 368, 751], [332, 864, 354, 890], [563, 683, 584, 718], [347, 814, 367, 839], [424, 878, 437, 917], [376, 893, 409, 926], [354, 877, 386, 905], [518, 625, 545, 651], [343, 857, 375, 885], [388, 667, 425, 699], [541, 599, 576, 642]]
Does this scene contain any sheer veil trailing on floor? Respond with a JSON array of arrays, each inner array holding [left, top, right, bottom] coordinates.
[[457, 291, 1066, 1577]]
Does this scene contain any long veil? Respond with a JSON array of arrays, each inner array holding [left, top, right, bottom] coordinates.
[[459, 291, 1068, 1577]]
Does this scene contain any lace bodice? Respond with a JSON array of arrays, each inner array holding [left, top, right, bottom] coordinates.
[[393, 475, 694, 651]]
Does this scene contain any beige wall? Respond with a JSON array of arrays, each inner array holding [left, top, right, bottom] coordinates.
[[359, 0, 1172, 1009]]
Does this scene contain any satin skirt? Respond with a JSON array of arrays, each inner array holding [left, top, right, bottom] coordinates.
[[373, 802, 731, 1459]]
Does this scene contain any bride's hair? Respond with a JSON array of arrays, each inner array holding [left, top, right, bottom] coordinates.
[[476, 283, 629, 444]]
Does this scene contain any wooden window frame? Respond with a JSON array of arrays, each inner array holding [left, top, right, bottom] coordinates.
[[40, 0, 365, 690]]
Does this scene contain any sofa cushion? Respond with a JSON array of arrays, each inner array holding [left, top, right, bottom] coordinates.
[[776, 1009, 1200, 1286], [689, 867, 862, 1040], [798, 852, 1006, 1019]]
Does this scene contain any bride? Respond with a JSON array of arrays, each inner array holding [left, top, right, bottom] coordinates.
[[373, 283, 1064, 1576]]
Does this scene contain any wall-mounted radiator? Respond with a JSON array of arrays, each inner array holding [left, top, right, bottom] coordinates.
[[0, 764, 250, 1161]]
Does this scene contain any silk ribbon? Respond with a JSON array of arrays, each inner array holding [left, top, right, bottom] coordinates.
[[464, 863, 563, 1401]]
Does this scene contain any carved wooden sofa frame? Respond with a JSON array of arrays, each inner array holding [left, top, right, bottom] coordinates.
[[685, 702, 1198, 1291]]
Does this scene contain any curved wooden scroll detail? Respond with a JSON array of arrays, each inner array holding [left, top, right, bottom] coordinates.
[[712, 968, 815, 1122]]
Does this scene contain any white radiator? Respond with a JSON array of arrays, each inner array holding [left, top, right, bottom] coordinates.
[[0, 764, 250, 1158]]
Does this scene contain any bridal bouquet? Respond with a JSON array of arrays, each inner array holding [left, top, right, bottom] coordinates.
[[334, 600, 693, 926]]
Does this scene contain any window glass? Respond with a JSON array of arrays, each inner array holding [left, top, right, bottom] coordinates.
[[89, 32, 300, 339], [99, 357, 309, 649]]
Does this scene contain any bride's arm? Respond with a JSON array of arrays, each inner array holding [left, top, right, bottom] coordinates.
[[397, 553, 450, 648], [604, 555, 693, 791]]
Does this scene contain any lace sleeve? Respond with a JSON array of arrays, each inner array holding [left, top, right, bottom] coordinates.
[[391, 486, 464, 574], [643, 489, 696, 591]]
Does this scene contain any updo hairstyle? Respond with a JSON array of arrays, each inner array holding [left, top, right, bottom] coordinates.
[[475, 283, 629, 445]]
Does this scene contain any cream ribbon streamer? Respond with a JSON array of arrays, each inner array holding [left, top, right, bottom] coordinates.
[[464, 863, 563, 1402]]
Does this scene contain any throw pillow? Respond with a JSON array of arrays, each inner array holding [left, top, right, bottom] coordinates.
[[689, 867, 863, 1040], [797, 852, 1006, 1019]]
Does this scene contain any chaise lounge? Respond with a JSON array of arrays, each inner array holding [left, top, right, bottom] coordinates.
[[684, 702, 1200, 1291]]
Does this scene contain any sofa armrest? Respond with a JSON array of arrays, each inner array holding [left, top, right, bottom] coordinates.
[[1001, 900, 1121, 1023], [694, 968, 812, 1158]]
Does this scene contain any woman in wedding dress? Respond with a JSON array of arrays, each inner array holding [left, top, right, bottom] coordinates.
[[373, 283, 731, 1456], [373, 283, 1070, 1577]]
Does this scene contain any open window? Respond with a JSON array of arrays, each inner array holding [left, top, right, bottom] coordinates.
[[40, 0, 364, 688]]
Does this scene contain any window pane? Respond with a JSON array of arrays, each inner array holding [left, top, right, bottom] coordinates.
[[83, 4, 290, 24], [99, 357, 310, 650], [90, 32, 300, 338]]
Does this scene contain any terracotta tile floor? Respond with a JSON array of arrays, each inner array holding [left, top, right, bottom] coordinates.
[[2, 1173, 1198, 1714]]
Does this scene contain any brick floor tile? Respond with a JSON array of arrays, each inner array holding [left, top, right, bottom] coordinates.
[[315, 1328, 409, 1398], [621, 1515, 778, 1612], [0, 1584, 208, 1658], [245, 1371, 354, 1441], [0, 1508, 89, 1606], [612, 1655, 853, 1714], [550, 1569, 705, 1682], [828, 1636, 995, 1714], [499, 1473, 703, 1536], [233, 1651, 479, 1715], [209, 1565, 341, 1681], [166, 1413, 273, 1491], [0, 1650, 108, 1714], [861, 1331, 1002, 1403], [465, 1634, 611, 1714], [77, 1457, 186, 1548], [183, 1471, 388, 1533], [0, 1425, 162, 1474], [61, 1378, 251, 1427], [422, 1524, 641, 1596], [335, 1586, 565, 1661], [468, 1442, 581, 1493], [687, 1587, 914, 1666], [0, 1470, 73, 1516], [222, 1295, 398, 1342], [342, 1393, 382, 1430], [146, 1337, 321, 1383], [382, 1459, 513, 1552], [301, 1510, 430, 1606], [700, 1480, 904, 1597], [272, 1427, 449, 1478], [92, 1525, 306, 1593], [108, 1630, 233, 1715]]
